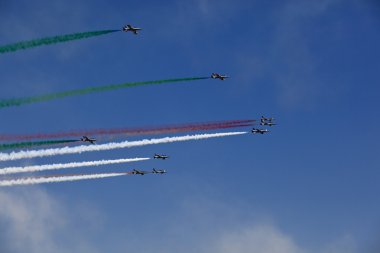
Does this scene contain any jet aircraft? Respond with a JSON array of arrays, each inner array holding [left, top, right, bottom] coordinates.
[[152, 168, 167, 174], [131, 169, 149, 175], [251, 128, 269, 134], [122, 24, 142, 34], [211, 73, 229, 80], [260, 122, 276, 127], [80, 136, 96, 144], [261, 116, 275, 123], [154, 154, 169, 160]]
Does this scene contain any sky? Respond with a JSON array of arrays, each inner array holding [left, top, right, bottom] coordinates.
[[0, 0, 379, 252]]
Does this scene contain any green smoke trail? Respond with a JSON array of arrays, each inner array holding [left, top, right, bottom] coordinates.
[[0, 76, 209, 109], [0, 140, 78, 150], [0, 30, 119, 54]]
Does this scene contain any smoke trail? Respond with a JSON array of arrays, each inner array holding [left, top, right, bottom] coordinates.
[[0, 157, 149, 175], [0, 119, 254, 141], [96, 123, 252, 143], [0, 131, 247, 161], [0, 30, 119, 54], [0, 171, 131, 187], [0, 77, 209, 109], [0, 139, 78, 150]]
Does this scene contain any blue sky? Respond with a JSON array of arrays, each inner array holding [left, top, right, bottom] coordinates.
[[0, 0, 379, 252]]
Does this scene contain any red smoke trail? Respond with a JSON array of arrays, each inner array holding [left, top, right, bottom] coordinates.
[[95, 123, 253, 143], [0, 119, 255, 141]]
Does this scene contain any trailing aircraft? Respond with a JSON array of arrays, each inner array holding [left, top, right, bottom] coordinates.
[[261, 116, 275, 123], [152, 168, 167, 174], [260, 122, 276, 127], [251, 128, 269, 134], [154, 154, 169, 160], [131, 169, 149, 175]]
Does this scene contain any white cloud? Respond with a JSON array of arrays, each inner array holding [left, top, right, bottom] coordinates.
[[0, 189, 63, 252], [214, 225, 306, 253], [321, 234, 357, 253], [0, 188, 358, 253], [0, 188, 101, 253], [210, 223, 358, 253]]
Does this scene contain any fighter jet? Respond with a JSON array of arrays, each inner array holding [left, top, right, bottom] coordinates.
[[152, 168, 167, 174], [80, 136, 96, 144], [154, 154, 169, 160], [261, 116, 275, 123], [131, 169, 149, 175], [211, 73, 229, 80], [122, 24, 142, 34], [260, 122, 276, 127], [251, 128, 269, 134]]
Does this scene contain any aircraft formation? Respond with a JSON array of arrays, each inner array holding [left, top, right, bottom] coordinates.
[[132, 168, 167, 175], [251, 116, 277, 134], [0, 24, 277, 186]]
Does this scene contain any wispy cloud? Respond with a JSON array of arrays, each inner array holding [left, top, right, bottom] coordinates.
[[214, 225, 305, 253], [0, 188, 358, 253], [0, 189, 101, 253], [269, 0, 341, 109]]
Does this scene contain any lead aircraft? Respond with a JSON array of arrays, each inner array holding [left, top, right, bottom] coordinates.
[[211, 73, 229, 80], [122, 24, 142, 34]]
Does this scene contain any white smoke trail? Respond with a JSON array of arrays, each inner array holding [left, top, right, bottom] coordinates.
[[0, 172, 130, 187], [0, 131, 247, 161], [0, 157, 149, 175]]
